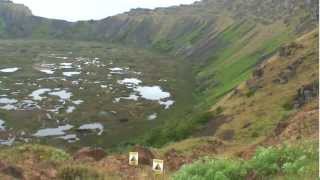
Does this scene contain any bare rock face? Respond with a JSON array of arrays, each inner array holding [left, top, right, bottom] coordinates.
[[279, 42, 303, 57], [273, 56, 304, 85], [132, 145, 154, 165], [293, 81, 319, 108], [73, 147, 106, 161], [252, 67, 264, 79]]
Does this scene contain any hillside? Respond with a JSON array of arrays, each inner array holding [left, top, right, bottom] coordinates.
[[0, 0, 318, 179], [0, 30, 317, 179]]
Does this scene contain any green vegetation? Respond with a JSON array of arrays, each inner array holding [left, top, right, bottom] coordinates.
[[0, 144, 71, 163], [58, 165, 104, 180], [141, 20, 293, 147], [0, 17, 5, 35], [173, 141, 318, 180], [152, 39, 174, 52], [196, 23, 292, 106]]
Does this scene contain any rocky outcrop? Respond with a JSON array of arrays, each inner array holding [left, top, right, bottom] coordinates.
[[273, 56, 304, 84], [279, 42, 303, 57], [292, 81, 319, 108]]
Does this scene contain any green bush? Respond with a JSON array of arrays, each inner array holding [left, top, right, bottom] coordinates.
[[282, 99, 294, 111], [16, 144, 71, 162], [248, 145, 317, 178], [172, 158, 247, 180], [245, 89, 256, 97], [58, 165, 104, 180], [172, 142, 318, 180]]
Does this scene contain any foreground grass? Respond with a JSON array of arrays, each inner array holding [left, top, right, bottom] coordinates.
[[172, 141, 318, 180]]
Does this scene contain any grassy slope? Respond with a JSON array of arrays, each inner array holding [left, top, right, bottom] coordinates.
[[141, 19, 295, 147], [195, 21, 292, 105], [166, 29, 318, 145], [160, 29, 318, 180], [211, 30, 318, 144]]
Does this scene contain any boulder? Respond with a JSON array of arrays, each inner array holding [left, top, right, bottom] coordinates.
[[293, 81, 319, 108], [279, 42, 303, 57], [73, 147, 106, 161], [132, 145, 154, 165], [252, 67, 264, 78]]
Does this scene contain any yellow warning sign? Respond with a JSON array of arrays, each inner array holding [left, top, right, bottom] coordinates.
[[129, 152, 139, 166], [152, 159, 164, 174]]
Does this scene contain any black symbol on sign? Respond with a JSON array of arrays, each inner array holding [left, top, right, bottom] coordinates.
[[155, 164, 161, 170], [130, 156, 137, 162]]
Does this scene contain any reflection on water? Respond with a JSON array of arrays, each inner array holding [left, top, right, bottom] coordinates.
[[118, 78, 142, 86], [57, 134, 79, 143], [148, 113, 157, 120], [49, 90, 72, 100], [33, 124, 74, 137], [63, 71, 81, 77], [0, 67, 19, 73], [78, 123, 104, 135], [66, 106, 76, 113], [39, 69, 55, 74], [0, 138, 15, 146], [0, 98, 18, 104], [30, 88, 51, 101], [135, 86, 170, 101], [159, 100, 175, 109], [0, 119, 5, 130]]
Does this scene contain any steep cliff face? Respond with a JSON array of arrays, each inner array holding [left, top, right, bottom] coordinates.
[[58, 0, 318, 60], [89, 0, 317, 54], [0, 0, 318, 55], [0, 0, 32, 37], [0, 0, 71, 38]]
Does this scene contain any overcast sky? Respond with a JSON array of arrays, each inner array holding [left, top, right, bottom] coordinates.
[[12, 0, 199, 22]]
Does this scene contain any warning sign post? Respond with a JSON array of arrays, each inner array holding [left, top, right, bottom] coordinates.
[[129, 152, 139, 166], [152, 159, 164, 174]]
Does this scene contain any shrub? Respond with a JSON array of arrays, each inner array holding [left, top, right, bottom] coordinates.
[[248, 147, 281, 176], [282, 99, 294, 111], [16, 144, 71, 162], [248, 145, 317, 178], [245, 89, 256, 97], [172, 142, 318, 180], [172, 157, 247, 180], [198, 111, 214, 124], [58, 165, 104, 180]]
